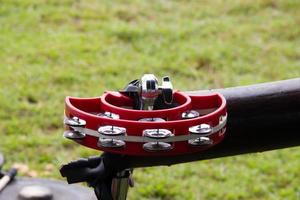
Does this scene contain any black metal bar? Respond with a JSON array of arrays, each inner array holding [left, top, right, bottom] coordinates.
[[120, 78, 300, 168]]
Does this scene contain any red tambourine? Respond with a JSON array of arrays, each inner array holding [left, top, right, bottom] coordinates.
[[63, 91, 227, 156]]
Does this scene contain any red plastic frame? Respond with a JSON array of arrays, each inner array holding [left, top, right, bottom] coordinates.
[[64, 91, 227, 156]]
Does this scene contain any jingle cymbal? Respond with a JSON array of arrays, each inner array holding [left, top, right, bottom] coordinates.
[[64, 117, 86, 128], [97, 112, 120, 119], [181, 110, 200, 119], [189, 124, 212, 135], [143, 129, 172, 139], [188, 137, 213, 146], [98, 138, 126, 148], [0, 178, 96, 200], [143, 142, 173, 152], [63, 130, 86, 140], [98, 126, 126, 136]]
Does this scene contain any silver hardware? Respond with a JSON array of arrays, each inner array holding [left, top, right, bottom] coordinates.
[[188, 137, 213, 146], [182, 110, 200, 119], [121, 74, 174, 110], [97, 112, 120, 119], [75, 114, 227, 143], [79, 125, 222, 143], [143, 129, 172, 139], [189, 124, 212, 135], [98, 126, 126, 148], [78, 119, 226, 143], [159, 76, 173, 104], [98, 138, 125, 148], [111, 169, 133, 200], [63, 130, 86, 140], [64, 117, 86, 128], [98, 126, 126, 136], [138, 118, 165, 122], [143, 142, 173, 152], [18, 185, 53, 200], [140, 74, 160, 110], [161, 76, 173, 91], [143, 129, 173, 152]]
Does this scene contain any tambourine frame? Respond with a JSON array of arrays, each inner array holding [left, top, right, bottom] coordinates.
[[64, 91, 227, 156]]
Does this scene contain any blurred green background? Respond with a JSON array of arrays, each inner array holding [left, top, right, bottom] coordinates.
[[0, 0, 300, 199]]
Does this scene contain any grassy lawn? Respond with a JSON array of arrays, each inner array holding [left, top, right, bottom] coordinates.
[[0, 0, 299, 199]]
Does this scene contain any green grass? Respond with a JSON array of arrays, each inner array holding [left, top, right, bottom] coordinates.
[[0, 0, 300, 199]]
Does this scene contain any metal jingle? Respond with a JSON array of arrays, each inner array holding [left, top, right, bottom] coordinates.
[[97, 112, 120, 119], [138, 118, 165, 122], [189, 124, 212, 135], [64, 117, 86, 127], [182, 110, 200, 119], [63, 130, 86, 140], [188, 137, 213, 146], [98, 126, 126, 136], [98, 138, 125, 148], [143, 142, 173, 152], [143, 129, 172, 139]]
